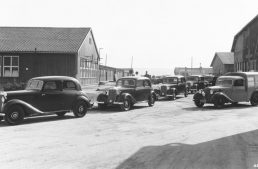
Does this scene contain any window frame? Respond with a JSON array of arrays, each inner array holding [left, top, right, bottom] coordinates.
[[3, 56, 19, 77]]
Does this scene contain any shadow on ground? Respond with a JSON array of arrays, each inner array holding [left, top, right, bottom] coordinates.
[[116, 129, 258, 169], [90, 105, 148, 114], [183, 103, 252, 112], [0, 115, 75, 127]]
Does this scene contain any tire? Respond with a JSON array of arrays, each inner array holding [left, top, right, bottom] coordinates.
[[98, 103, 108, 109], [56, 112, 66, 117], [120, 98, 131, 111], [214, 96, 225, 109], [73, 100, 88, 117], [5, 105, 25, 125], [148, 94, 155, 107], [194, 98, 204, 108], [251, 93, 258, 106]]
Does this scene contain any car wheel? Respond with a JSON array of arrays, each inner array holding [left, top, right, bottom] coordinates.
[[73, 100, 88, 117], [5, 105, 25, 125], [56, 112, 66, 117], [214, 96, 225, 109], [148, 94, 155, 107], [251, 93, 258, 106], [120, 98, 131, 111], [98, 103, 108, 109], [194, 98, 204, 108]]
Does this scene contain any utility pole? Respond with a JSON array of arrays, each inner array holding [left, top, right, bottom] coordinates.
[[191, 56, 193, 75], [105, 54, 107, 66], [131, 56, 133, 69]]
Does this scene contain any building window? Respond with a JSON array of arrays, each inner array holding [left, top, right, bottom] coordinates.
[[3, 56, 19, 77]]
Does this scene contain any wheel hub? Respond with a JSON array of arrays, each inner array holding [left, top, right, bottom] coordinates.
[[11, 112, 19, 119], [78, 106, 84, 113]]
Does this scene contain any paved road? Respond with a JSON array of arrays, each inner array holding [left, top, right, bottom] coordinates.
[[1, 95, 258, 169]]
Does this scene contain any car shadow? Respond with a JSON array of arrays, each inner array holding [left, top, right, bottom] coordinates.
[[0, 115, 76, 127], [116, 129, 258, 169], [157, 96, 184, 102], [183, 103, 252, 111], [90, 105, 148, 114]]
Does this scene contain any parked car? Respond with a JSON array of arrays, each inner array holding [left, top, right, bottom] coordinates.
[[193, 72, 258, 108], [158, 75, 188, 100], [97, 76, 156, 111], [186, 75, 205, 93], [0, 76, 91, 125], [151, 77, 163, 100]]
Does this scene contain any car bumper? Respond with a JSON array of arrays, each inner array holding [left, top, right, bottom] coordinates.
[[0, 113, 5, 116], [97, 101, 124, 105]]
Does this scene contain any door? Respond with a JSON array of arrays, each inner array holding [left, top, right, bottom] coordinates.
[[62, 80, 79, 109], [231, 79, 247, 102], [37, 81, 64, 112], [135, 80, 144, 101], [177, 77, 186, 94]]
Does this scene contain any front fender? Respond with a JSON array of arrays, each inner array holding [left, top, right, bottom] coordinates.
[[210, 92, 234, 103], [3, 99, 43, 115], [193, 93, 203, 100]]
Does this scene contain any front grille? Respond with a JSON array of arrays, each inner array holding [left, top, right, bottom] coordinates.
[[203, 88, 211, 101], [108, 90, 117, 102], [161, 86, 167, 95]]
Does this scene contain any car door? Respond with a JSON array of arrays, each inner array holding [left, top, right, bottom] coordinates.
[[143, 80, 152, 100], [37, 80, 64, 112], [62, 80, 79, 109], [177, 77, 185, 94], [231, 78, 247, 102], [135, 80, 144, 101]]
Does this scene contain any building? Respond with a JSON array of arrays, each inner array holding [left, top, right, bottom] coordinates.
[[0, 27, 100, 87], [99, 65, 133, 82], [232, 15, 258, 72], [174, 67, 213, 76], [210, 52, 234, 75]]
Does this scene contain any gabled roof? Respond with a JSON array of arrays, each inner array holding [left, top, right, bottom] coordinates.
[[0, 27, 91, 53], [210, 52, 234, 67]]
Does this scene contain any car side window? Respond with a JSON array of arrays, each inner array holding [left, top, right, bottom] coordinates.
[[144, 80, 151, 87], [63, 81, 77, 90], [137, 80, 144, 87], [234, 79, 244, 86], [43, 81, 60, 91]]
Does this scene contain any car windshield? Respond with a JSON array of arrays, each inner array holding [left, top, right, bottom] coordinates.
[[26, 79, 44, 90], [163, 78, 177, 84], [216, 79, 232, 87], [187, 76, 199, 81], [116, 79, 136, 88]]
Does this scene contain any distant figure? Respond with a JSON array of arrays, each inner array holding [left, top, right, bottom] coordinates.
[[144, 71, 151, 79], [135, 71, 139, 76]]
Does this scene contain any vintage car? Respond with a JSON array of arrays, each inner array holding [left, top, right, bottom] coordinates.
[[186, 75, 206, 93], [97, 76, 156, 111], [151, 77, 163, 100], [0, 76, 91, 125], [193, 72, 258, 108], [158, 75, 188, 100]]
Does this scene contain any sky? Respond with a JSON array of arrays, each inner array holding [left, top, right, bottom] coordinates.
[[1, 0, 258, 75]]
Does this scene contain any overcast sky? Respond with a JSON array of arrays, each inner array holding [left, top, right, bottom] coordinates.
[[1, 0, 258, 75]]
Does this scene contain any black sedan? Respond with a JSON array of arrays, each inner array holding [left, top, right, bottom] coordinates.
[[0, 76, 91, 125]]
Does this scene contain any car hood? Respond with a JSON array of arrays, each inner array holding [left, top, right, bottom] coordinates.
[[186, 81, 197, 85], [207, 86, 231, 90], [161, 84, 177, 88]]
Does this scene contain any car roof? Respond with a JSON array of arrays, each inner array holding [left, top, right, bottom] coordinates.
[[118, 76, 150, 80], [163, 75, 184, 78], [218, 76, 244, 80], [31, 76, 79, 82]]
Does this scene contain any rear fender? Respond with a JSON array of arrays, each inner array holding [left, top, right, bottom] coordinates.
[[120, 93, 136, 104], [73, 96, 91, 108]]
